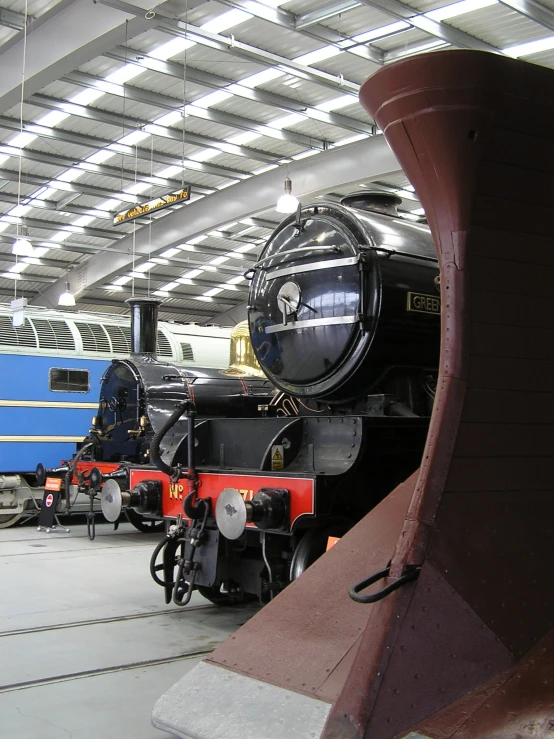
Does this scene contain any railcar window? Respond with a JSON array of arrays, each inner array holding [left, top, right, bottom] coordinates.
[[49, 368, 90, 393]]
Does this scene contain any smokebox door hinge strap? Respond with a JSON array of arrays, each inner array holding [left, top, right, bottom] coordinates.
[[349, 561, 421, 604]]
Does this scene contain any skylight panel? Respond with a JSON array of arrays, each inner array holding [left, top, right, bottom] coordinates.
[[226, 131, 261, 145], [9, 204, 31, 217], [208, 256, 229, 265], [86, 150, 115, 165], [182, 269, 204, 279], [161, 248, 180, 258], [9, 132, 37, 148], [295, 46, 342, 66], [352, 21, 409, 44], [70, 88, 105, 106], [158, 165, 183, 178], [156, 111, 183, 127], [425, 0, 497, 21], [125, 182, 150, 195], [270, 113, 305, 129], [161, 281, 180, 290], [105, 64, 143, 85], [504, 36, 554, 57], [133, 261, 155, 273], [238, 68, 285, 88], [203, 287, 223, 297], [193, 90, 233, 108], [202, 8, 252, 33], [113, 276, 132, 285], [9, 262, 28, 273], [37, 110, 70, 127], [315, 94, 356, 112], [118, 131, 150, 146], [226, 275, 245, 284], [150, 37, 195, 60], [189, 148, 220, 162]]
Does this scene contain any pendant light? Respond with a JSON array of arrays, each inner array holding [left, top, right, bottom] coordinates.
[[276, 177, 299, 213], [58, 279, 76, 307]]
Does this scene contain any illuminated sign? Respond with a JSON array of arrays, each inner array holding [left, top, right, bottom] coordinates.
[[113, 186, 191, 226]]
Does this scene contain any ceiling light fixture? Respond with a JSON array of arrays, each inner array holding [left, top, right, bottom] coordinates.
[[12, 237, 33, 257], [276, 177, 299, 213], [58, 280, 76, 307]]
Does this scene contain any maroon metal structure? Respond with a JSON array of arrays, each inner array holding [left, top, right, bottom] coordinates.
[[153, 49, 554, 739]]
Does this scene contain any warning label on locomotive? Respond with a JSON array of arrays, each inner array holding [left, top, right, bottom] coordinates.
[[271, 445, 284, 470], [45, 477, 62, 491], [406, 292, 440, 315]]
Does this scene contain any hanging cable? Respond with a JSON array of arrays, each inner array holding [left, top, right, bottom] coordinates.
[[14, 0, 30, 300]]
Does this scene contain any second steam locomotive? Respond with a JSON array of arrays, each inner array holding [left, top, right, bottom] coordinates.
[[98, 192, 441, 603]]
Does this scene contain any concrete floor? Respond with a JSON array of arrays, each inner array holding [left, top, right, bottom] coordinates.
[[0, 519, 257, 738]]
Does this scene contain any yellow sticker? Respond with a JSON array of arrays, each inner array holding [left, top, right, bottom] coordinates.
[[271, 444, 284, 470]]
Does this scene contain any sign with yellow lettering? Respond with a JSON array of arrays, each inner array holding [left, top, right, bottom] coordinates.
[[406, 291, 441, 315], [271, 444, 284, 470], [113, 186, 191, 226]]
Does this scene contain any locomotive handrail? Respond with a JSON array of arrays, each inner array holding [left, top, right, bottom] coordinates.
[[251, 244, 343, 271], [366, 245, 438, 263]]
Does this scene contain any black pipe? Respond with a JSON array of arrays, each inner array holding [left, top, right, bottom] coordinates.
[[126, 297, 162, 356], [150, 400, 193, 477]]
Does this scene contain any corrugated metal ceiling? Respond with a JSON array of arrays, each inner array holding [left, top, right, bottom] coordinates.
[[0, 0, 553, 320]]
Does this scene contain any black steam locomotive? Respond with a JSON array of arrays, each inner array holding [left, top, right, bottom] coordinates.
[[99, 192, 440, 602], [36, 300, 275, 535]]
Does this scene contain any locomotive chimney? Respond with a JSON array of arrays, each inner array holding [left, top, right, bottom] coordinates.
[[341, 190, 402, 217], [126, 297, 162, 357]]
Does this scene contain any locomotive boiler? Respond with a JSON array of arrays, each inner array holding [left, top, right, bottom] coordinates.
[[36, 299, 275, 534], [102, 192, 441, 601]]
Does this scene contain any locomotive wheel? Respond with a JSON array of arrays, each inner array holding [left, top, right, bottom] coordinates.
[[125, 509, 166, 534], [0, 511, 25, 528], [290, 519, 353, 581]]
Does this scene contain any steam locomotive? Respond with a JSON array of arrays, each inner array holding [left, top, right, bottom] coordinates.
[[97, 192, 441, 602], [36, 301, 275, 534], [0, 305, 231, 528]]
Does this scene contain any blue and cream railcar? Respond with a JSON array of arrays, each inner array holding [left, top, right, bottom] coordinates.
[[0, 307, 231, 527]]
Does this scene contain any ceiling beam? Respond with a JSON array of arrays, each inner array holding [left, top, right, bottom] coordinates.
[[0, 0, 165, 116], [0, 165, 143, 205], [67, 68, 371, 137], [214, 0, 382, 64], [81, 294, 222, 318], [0, 143, 215, 196], [29, 93, 282, 164], [96, 0, 360, 94], [358, 0, 503, 53], [0, 271, 55, 284], [61, 73, 335, 148], [0, 251, 75, 269], [0, 116, 253, 180], [0, 7, 26, 31], [32, 134, 401, 309], [0, 211, 119, 240]]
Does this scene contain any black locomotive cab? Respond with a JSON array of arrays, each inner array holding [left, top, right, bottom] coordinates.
[[111, 193, 441, 603]]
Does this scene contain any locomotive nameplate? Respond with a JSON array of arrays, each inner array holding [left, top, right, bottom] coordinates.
[[406, 292, 440, 315]]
